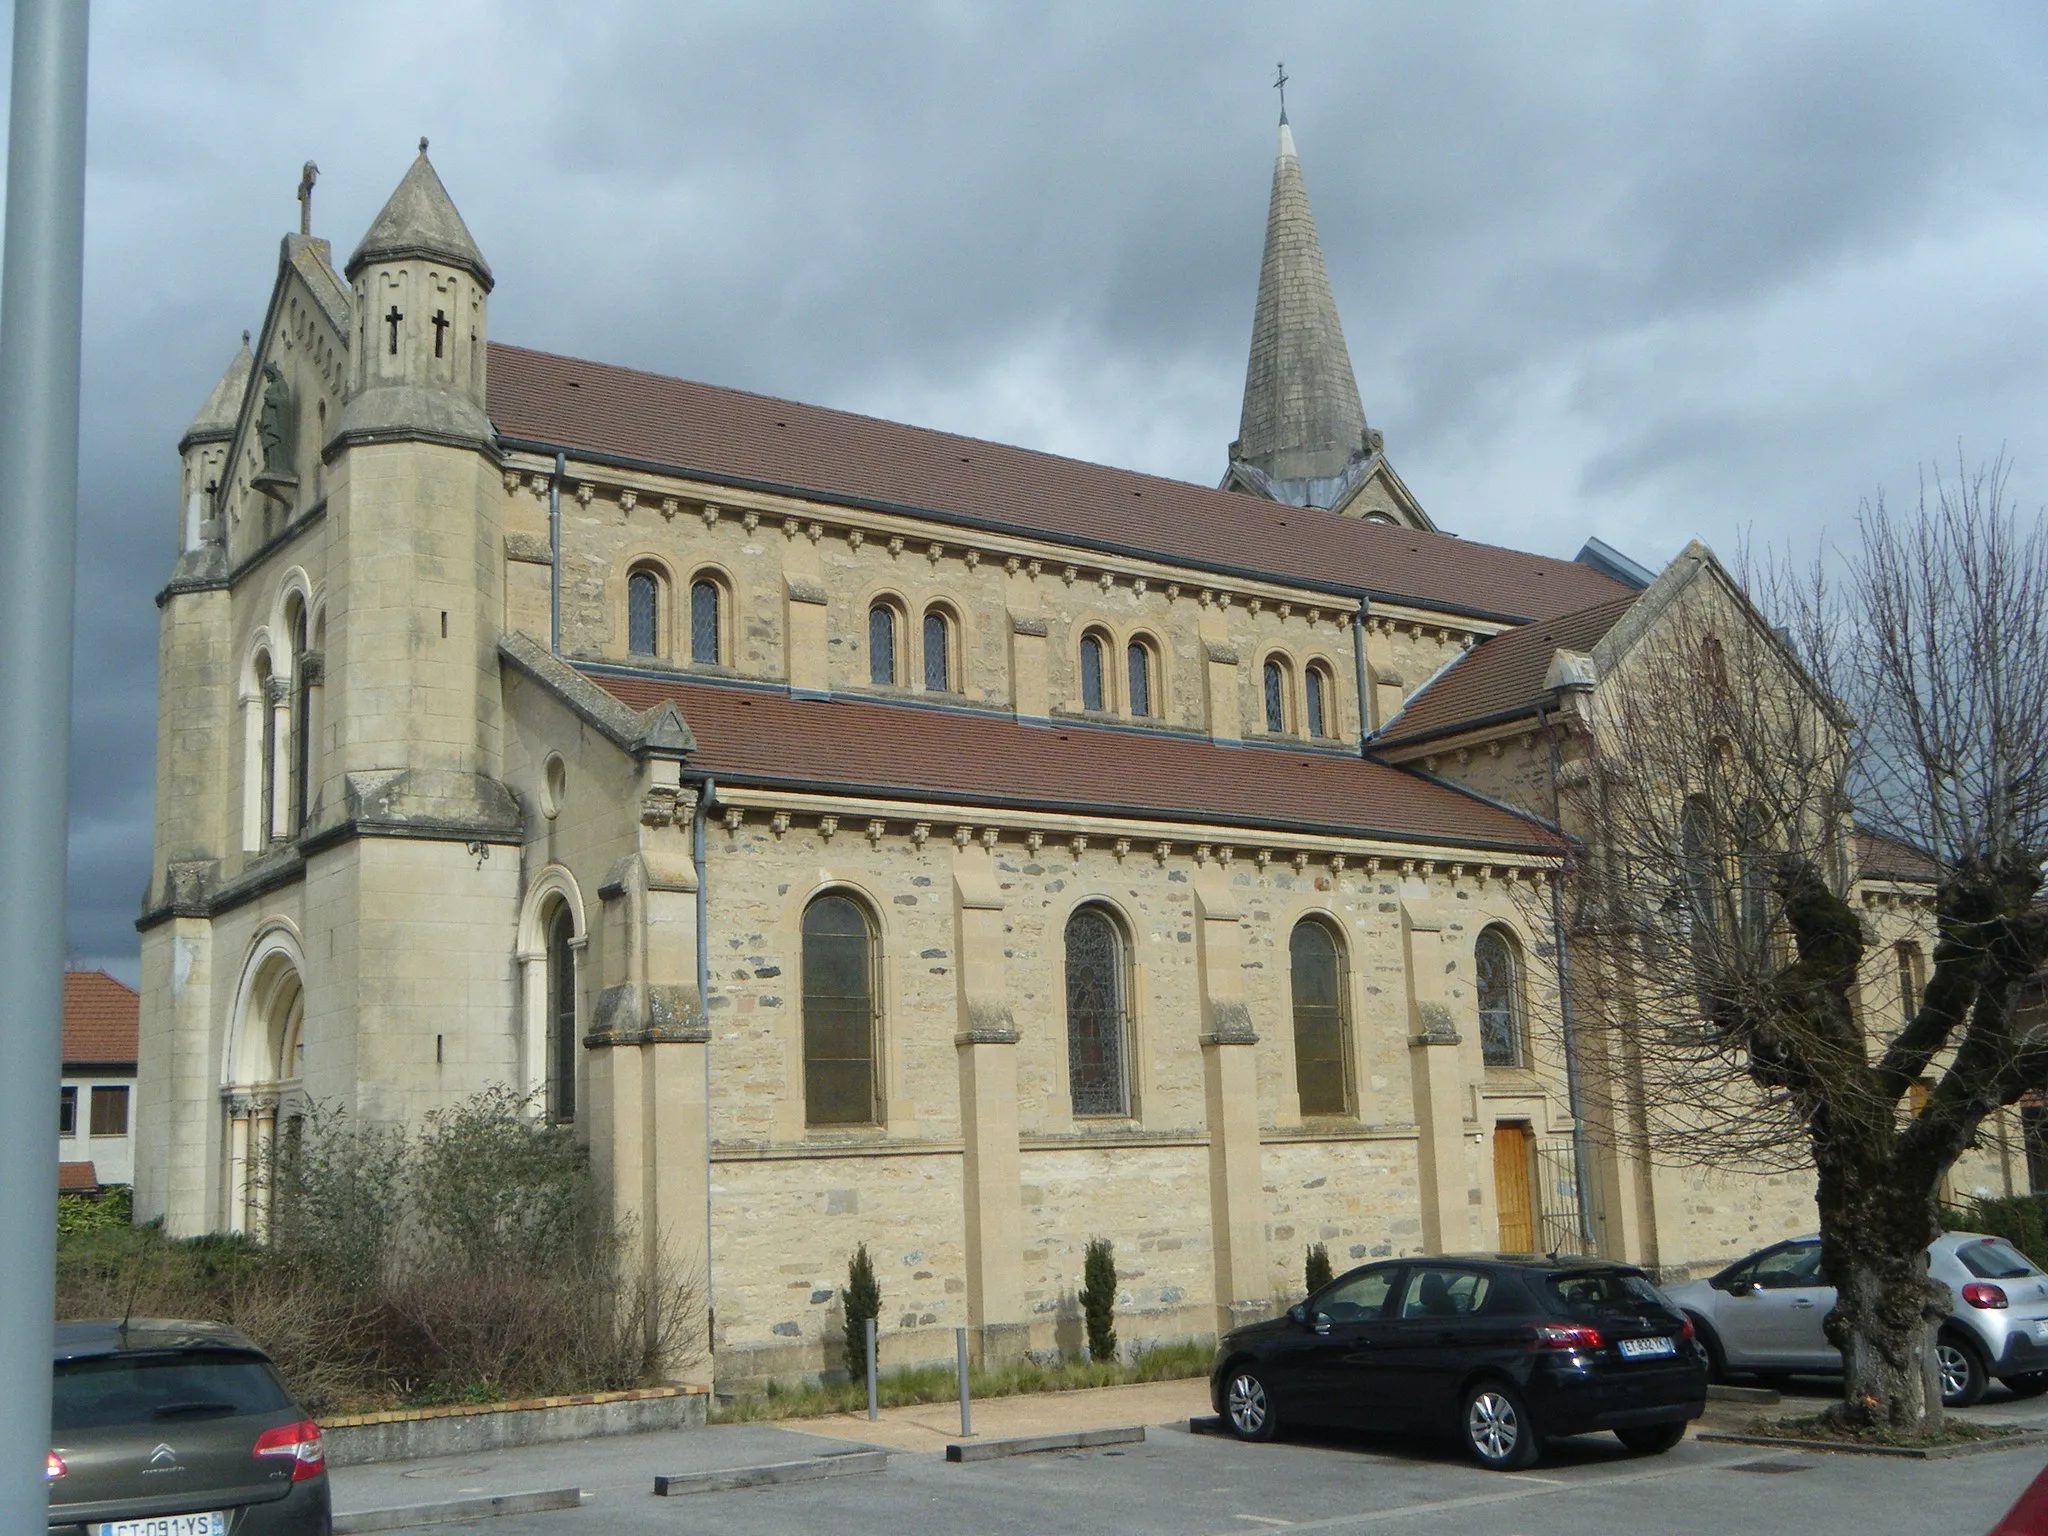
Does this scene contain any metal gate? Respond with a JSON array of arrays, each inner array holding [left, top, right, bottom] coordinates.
[[1534, 1136, 1587, 1256]]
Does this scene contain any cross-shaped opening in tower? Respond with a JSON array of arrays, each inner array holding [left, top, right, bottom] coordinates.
[[431, 309, 449, 359], [385, 305, 403, 355]]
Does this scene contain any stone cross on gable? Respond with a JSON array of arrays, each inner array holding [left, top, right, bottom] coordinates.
[[297, 161, 318, 238]]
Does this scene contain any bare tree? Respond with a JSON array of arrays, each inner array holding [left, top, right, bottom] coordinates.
[[1553, 459, 2048, 1432]]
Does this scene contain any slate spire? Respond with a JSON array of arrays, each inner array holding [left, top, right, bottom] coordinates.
[[1230, 115, 1370, 495]]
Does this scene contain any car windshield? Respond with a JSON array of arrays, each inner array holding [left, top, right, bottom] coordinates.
[[53, 1352, 293, 1432], [1957, 1238, 2040, 1281], [1545, 1270, 1675, 1319]]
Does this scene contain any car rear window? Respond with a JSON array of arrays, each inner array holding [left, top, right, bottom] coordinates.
[[53, 1352, 293, 1431], [1957, 1239, 2040, 1281], [1545, 1270, 1675, 1318]]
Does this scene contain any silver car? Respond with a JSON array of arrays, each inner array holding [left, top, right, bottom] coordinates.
[[1666, 1232, 2048, 1407]]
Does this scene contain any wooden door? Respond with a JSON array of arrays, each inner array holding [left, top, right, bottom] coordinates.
[[1493, 1122, 1537, 1253]]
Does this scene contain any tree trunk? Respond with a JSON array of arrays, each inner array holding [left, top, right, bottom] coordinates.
[[1817, 1147, 1947, 1432]]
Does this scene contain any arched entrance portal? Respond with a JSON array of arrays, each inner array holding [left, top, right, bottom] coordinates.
[[223, 936, 307, 1234]]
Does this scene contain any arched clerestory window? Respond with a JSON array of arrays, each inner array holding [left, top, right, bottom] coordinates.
[[627, 567, 662, 657], [546, 900, 578, 1122], [1475, 926, 1523, 1068], [1065, 905, 1133, 1117], [1263, 658, 1289, 734], [869, 602, 899, 686], [1126, 639, 1154, 718], [1305, 664, 1331, 738], [923, 607, 953, 692], [1290, 919, 1350, 1115], [689, 576, 722, 665], [1079, 632, 1108, 711], [803, 893, 880, 1126]]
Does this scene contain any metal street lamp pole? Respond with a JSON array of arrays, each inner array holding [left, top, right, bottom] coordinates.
[[0, 0, 90, 1527]]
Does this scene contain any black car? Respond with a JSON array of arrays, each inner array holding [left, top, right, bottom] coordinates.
[[48, 1319, 331, 1535], [1210, 1254, 1708, 1469]]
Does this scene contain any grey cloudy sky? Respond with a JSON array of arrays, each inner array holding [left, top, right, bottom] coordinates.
[[5, 1, 2045, 981]]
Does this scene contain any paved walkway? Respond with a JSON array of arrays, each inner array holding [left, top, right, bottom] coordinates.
[[787, 1375, 1213, 1451]]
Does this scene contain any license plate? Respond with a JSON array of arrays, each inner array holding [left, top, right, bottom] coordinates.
[[2033, 1320, 2048, 1340], [95, 1514, 225, 1536], [1619, 1336, 1675, 1358]]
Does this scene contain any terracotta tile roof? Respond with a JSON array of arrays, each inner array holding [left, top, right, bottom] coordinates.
[[63, 971, 138, 1067], [1375, 594, 1640, 748], [58, 1162, 99, 1195], [584, 669, 1563, 855], [1855, 829, 1940, 885], [487, 344, 1631, 625]]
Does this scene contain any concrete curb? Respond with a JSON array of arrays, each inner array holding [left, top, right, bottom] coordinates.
[[1699, 1428, 2048, 1460], [946, 1424, 1146, 1463], [654, 1449, 889, 1495], [1706, 1383, 1781, 1404], [333, 1487, 582, 1532]]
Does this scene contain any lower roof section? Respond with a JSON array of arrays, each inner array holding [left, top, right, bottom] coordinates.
[[582, 668, 1563, 857]]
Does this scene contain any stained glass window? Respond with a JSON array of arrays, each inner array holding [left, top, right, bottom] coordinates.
[[869, 604, 897, 686], [803, 895, 877, 1126], [690, 578, 720, 665], [628, 569, 659, 656], [1065, 906, 1129, 1116], [1476, 927, 1520, 1068], [1305, 667, 1327, 737], [924, 610, 950, 692], [1291, 921, 1349, 1114], [1127, 641, 1152, 718], [547, 901, 578, 1122], [1080, 635, 1106, 711], [1263, 659, 1286, 733]]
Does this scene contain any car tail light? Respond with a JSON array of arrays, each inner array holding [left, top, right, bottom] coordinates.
[[252, 1419, 325, 1481], [1963, 1282, 2010, 1310], [1679, 1315, 1695, 1340], [45, 1451, 65, 1482], [1533, 1323, 1605, 1350]]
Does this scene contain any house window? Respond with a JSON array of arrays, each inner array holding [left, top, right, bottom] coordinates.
[[1079, 633, 1107, 711], [546, 901, 577, 1122], [802, 894, 879, 1126], [869, 603, 898, 686], [923, 609, 952, 692], [1065, 905, 1132, 1117], [1126, 640, 1153, 718], [1896, 942, 1926, 1026], [689, 577, 721, 665], [89, 1085, 129, 1138], [1305, 666, 1329, 738], [1263, 658, 1288, 733], [1476, 926, 1523, 1068], [1291, 920, 1350, 1115], [627, 568, 661, 657], [59, 1085, 76, 1138]]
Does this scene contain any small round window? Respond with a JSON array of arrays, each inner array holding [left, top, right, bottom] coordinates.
[[541, 753, 567, 819]]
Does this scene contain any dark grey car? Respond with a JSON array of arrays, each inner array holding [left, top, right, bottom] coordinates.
[[48, 1320, 331, 1536]]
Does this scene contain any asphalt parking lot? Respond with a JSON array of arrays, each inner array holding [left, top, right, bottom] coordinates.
[[337, 1382, 2048, 1536]]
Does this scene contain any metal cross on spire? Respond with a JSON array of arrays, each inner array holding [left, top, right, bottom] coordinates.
[[1274, 61, 1289, 124]]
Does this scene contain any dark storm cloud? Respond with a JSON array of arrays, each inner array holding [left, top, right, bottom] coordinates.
[[3, 1, 2042, 980]]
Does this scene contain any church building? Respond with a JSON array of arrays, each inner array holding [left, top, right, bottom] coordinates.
[[135, 118, 1964, 1385]]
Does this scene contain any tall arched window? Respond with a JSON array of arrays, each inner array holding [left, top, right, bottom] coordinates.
[[803, 894, 879, 1126], [868, 602, 899, 685], [1475, 926, 1522, 1068], [1737, 803, 1771, 957], [1065, 905, 1132, 1117], [1896, 941, 1926, 1026], [1305, 665, 1329, 738], [1126, 639, 1153, 718], [689, 577, 721, 665], [627, 568, 661, 657], [288, 603, 310, 832], [255, 652, 277, 843], [546, 900, 578, 1122], [1263, 658, 1288, 734], [1680, 796, 1719, 940], [1079, 633, 1107, 711], [923, 608, 952, 692], [1290, 920, 1350, 1115]]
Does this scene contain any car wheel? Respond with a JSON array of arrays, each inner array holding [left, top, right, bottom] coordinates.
[[1461, 1380, 1540, 1471], [2002, 1372, 2048, 1400], [1686, 1314, 1727, 1383], [1222, 1365, 1278, 1442], [1615, 1421, 1687, 1455], [1938, 1332, 1988, 1408]]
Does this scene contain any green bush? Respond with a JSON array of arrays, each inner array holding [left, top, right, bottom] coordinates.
[[57, 1185, 131, 1237], [842, 1243, 881, 1387], [1942, 1193, 2048, 1270], [1305, 1242, 1333, 1295], [1082, 1238, 1118, 1363]]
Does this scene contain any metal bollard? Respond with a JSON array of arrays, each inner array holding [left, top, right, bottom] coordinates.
[[866, 1318, 878, 1421], [956, 1327, 972, 1438]]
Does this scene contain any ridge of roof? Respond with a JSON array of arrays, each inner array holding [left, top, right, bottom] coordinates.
[[487, 343, 1629, 626], [577, 666, 1563, 856]]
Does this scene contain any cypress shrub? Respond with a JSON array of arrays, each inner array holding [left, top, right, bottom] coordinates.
[[1305, 1241, 1333, 1295], [842, 1243, 882, 1386], [1081, 1238, 1118, 1363]]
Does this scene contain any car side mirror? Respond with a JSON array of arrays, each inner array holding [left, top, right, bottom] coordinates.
[[1287, 1302, 1307, 1327], [1726, 1280, 1754, 1298]]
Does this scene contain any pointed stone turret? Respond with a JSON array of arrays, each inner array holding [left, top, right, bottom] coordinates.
[[180, 335, 254, 455], [175, 335, 254, 556], [346, 140, 493, 292], [1231, 116, 1369, 495]]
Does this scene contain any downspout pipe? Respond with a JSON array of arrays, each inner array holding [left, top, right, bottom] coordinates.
[[692, 774, 715, 1354], [1536, 702, 1599, 1253], [1352, 595, 1374, 757], [548, 451, 564, 654]]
